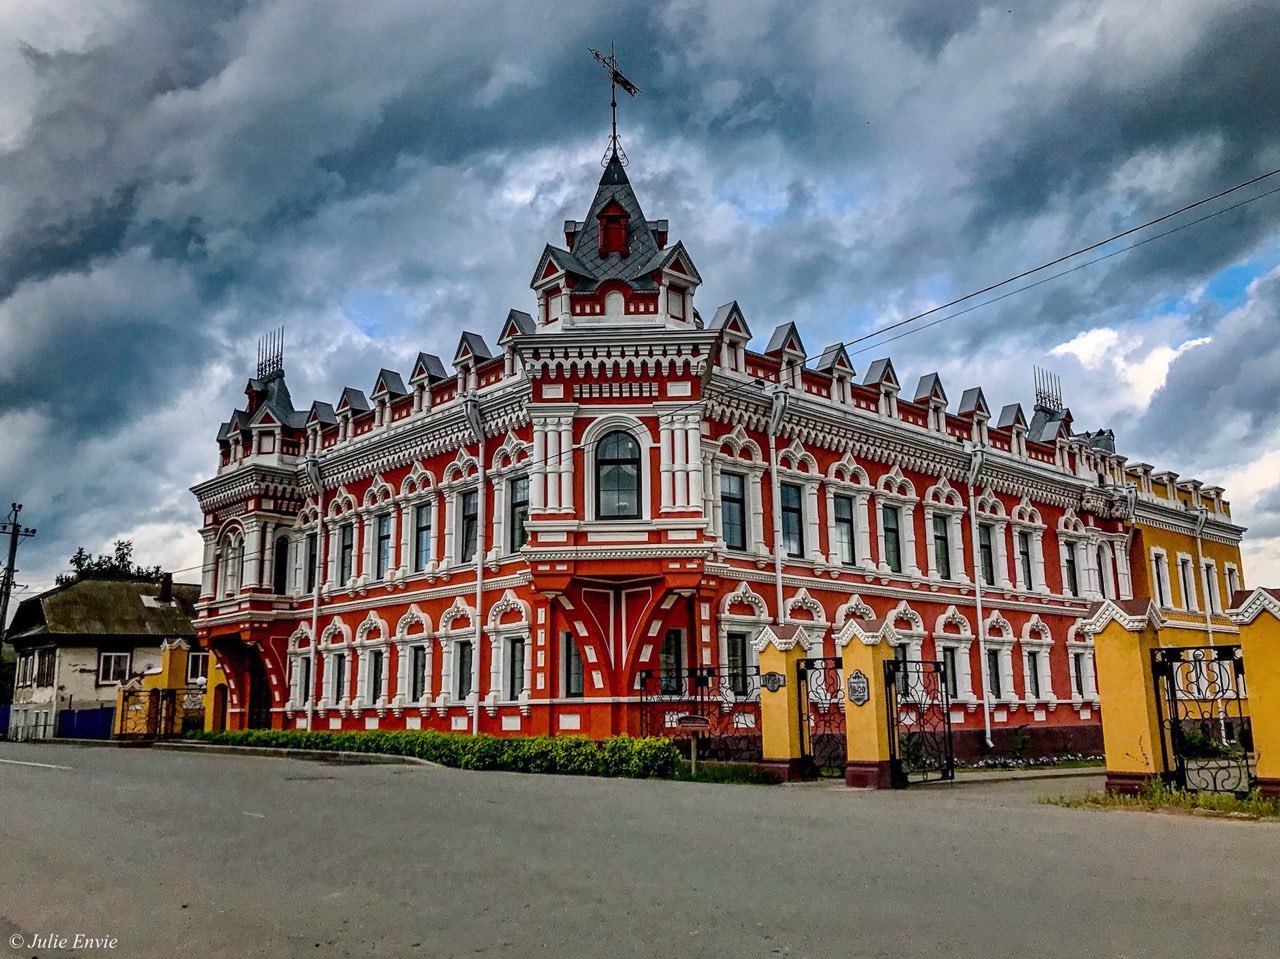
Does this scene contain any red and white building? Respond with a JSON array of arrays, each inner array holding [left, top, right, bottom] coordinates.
[[193, 155, 1134, 755]]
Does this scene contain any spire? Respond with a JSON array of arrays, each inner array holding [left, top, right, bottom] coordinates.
[[589, 44, 640, 168]]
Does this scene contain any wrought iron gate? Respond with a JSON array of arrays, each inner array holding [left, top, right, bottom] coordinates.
[[118, 687, 206, 739], [639, 666, 762, 762], [798, 657, 846, 777], [1151, 645, 1255, 795], [884, 658, 955, 787]]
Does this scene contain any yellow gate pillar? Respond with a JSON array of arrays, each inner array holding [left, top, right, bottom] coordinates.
[[1083, 601, 1164, 794], [838, 620, 896, 788], [756, 624, 812, 782], [1231, 590, 1280, 798]]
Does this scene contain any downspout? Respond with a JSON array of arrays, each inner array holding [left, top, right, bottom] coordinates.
[[965, 441, 994, 748], [304, 454, 324, 734], [1192, 505, 1213, 644], [464, 393, 486, 736], [767, 383, 788, 625]]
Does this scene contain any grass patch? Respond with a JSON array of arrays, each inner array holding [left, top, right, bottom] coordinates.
[[1040, 778, 1280, 820], [672, 760, 781, 785]]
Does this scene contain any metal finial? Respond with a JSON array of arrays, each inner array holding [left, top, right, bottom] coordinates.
[[589, 43, 640, 167], [256, 325, 285, 379]]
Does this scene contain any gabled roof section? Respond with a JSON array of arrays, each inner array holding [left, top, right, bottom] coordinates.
[[454, 331, 494, 366], [996, 403, 1027, 430], [308, 401, 338, 427], [1029, 406, 1071, 443], [497, 309, 535, 345], [409, 352, 449, 385], [636, 240, 702, 285], [530, 245, 592, 287], [958, 387, 990, 418], [862, 357, 899, 389], [814, 343, 855, 376], [709, 301, 751, 339], [765, 321, 806, 357], [7, 579, 199, 646], [336, 387, 371, 415], [371, 369, 408, 399], [914, 373, 948, 405]]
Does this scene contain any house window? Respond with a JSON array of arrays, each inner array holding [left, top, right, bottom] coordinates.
[[978, 523, 996, 585], [893, 644, 911, 697], [834, 495, 857, 565], [410, 646, 427, 701], [660, 629, 684, 694], [721, 472, 747, 551], [564, 634, 584, 698], [294, 656, 311, 703], [780, 483, 805, 558], [882, 505, 903, 573], [458, 489, 479, 562], [339, 523, 355, 581], [368, 649, 384, 702], [1226, 566, 1240, 600], [1064, 544, 1079, 597], [35, 649, 55, 687], [507, 639, 526, 700], [98, 651, 130, 685], [986, 648, 1003, 699], [727, 631, 749, 697], [414, 503, 432, 572], [305, 532, 318, 592], [941, 646, 958, 699], [1203, 562, 1220, 614], [1019, 531, 1034, 589], [187, 651, 210, 684], [932, 514, 951, 579], [1072, 651, 1085, 698], [375, 514, 392, 579], [1153, 553, 1170, 607], [1096, 545, 1110, 598], [456, 641, 474, 699], [272, 535, 290, 594], [509, 476, 530, 552], [1026, 651, 1041, 699], [331, 652, 347, 702], [596, 431, 641, 519], [1178, 557, 1196, 611]]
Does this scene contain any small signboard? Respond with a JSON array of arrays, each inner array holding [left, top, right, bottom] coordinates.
[[675, 713, 711, 730], [847, 669, 870, 707], [761, 671, 786, 693]]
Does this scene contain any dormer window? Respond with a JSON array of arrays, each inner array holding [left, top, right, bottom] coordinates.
[[597, 201, 629, 257]]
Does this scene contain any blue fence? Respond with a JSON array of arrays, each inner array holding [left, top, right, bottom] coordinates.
[[56, 706, 116, 740]]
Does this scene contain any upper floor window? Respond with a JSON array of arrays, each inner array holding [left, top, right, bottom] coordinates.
[[1226, 565, 1240, 600], [1178, 556, 1196, 611], [375, 514, 392, 579], [414, 503, 432, 572], [780, 483, 804, 558], [721, 472, 747, 551], [596, 432, 641, 519], [187, 651, 209, 684], [509, 476, 530, 552], [1064, 544, 1079, 597], [458, 490, 479, 562], [1203, 562, 1220, 614], [272, 535, 290, 594], [99, 651, 130, 685], [978, 523, 996, 585], [1152, 552, 1170, 607], [305, 532, 318, 592], [1019, 531, 1034, 590], [34, 648, 55, 687], [932, 514, 951, 580], [1096, 545, 1110, 598], [338, 523, 355, 581], [834, 495, 857, 565], [882, 505, 902, 574]]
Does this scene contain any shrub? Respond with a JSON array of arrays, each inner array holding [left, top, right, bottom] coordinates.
[[184, 729, 686, 781]]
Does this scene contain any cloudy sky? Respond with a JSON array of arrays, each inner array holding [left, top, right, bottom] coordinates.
[[2, 0, 1279, 602]]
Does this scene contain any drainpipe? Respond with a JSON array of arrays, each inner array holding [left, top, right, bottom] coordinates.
[[965, 441, 994, 748], [1192, 505, 1213, 644], [767, 383, 788, 625], [464, 393, 486, 736], [304, 454, 324, 734]]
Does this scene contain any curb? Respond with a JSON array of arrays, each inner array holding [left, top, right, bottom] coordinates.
[[152, 741, 440, 767], [935, 768, 1105, 787]]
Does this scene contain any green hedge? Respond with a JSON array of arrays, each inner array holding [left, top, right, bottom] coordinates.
[[185, 729, 681, 779]]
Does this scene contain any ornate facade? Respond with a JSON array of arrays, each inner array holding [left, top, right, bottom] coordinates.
[[191, 156, 1246, 756]]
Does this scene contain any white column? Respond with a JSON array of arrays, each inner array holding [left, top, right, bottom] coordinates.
[[804, 481, 821, 563], [659, 421, 674, 509], [531, 421, 546, 511], [326, 526, 340, 588], [242, 520, 263, 588], [396, 641, 409, 707], [903, 503, 921, 577], [923, 507, 938, 578], [950, 514, 968, 583], [399, 501, 413, 575], [995, 521, 1012, 589], [199, 533, 217, 599], [492, 479, 508, 558], [544, 426, 559, 511], [856, 494, 873, 570], [360, 512, 375, 581], [671, 416, 686, 508], [1032, 532, 1047, 592], [750, 468, 767, 558], [686, 417, 703, 509], [705, 453, 719, 540], [442, 491, 456, 569], [558, 418, 573, 514]]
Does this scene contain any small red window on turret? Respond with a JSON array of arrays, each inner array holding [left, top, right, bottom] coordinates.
[[597, 201, 629, 257]]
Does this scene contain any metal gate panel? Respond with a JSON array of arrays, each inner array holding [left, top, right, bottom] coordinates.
[[798, 657, 846, 777], [885, 658, 955, 788], [638, 666, 762, 762]]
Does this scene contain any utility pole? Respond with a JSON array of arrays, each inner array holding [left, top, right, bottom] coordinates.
[[0, 503, 37, 641]]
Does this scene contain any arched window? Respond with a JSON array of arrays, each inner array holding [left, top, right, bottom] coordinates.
[[596, 431, 641, 519], [272, 535, 290, 594]]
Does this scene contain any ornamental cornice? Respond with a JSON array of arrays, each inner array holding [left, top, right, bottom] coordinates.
[[1132, 500, 1245, 544], [192, 466, 306, 512]]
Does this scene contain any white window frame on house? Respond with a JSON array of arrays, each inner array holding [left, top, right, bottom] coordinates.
[[436, 598, 478, 710], [98, 651, 131, 685], [1020, 616, 1055, 706], [374, 512, 393, 580], [779, 481, 807, 559], [719, 470, 750, 552], [718, 582, 770, 699], [359, 477, 396, 585], [439, 451, 481, 572], [875, 468, 920, 578], [286, 625, 313, 709], [457, 488, 480, 565], [1225, 563, 1241, 604], [774, 440, 822, 564], [593, 429, 644, 521], [487, 435, 533, 561], [1150, 548, 1173, 609], [484, 591, 533, 715], [393, 606, 433, 712], [319, 619, 353, 713], [186, 651, 210, 685], [1056, 509, 1087, 599], [507, 474, 530, 555], [398, 465, 439, 579], [219, 528, 245, 597], [981, 613, 1017, 704], [1202, 559, 1221, 614], [1176, 552, 1198, 612], [975, 489, 1011, 589], [708, 427, 767, 558], [823, 453, 873, 571], [931, 606, 976, 705], [922, 480, 966, 584], [1066, 630, 1099, 706], [1010, 498, 1047, 593]]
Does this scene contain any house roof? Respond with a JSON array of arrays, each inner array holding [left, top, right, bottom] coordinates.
[[6, 579, 199, 647]]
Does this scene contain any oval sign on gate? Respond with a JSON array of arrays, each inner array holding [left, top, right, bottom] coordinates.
[[846, 669, 870, 707], [675, 714, 711, 730]]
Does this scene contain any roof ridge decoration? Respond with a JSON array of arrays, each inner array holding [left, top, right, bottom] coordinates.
[[765, 321, 806, 357]]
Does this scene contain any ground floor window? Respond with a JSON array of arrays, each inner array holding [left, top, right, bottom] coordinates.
[[331, 652, 346, 702], [368, 649, 385, 703], [726, 631, 749, 696], [564, 633, 584, 698], [456, 642, 473, 699], [98, 651, 131, 685], [508, 639, 525, 700], [410, 645, 428, 701], [986, 648, 1003, 699], [941, 646, 958, 699], [660, 629, 684, 694], [187, 651, 209, 684]]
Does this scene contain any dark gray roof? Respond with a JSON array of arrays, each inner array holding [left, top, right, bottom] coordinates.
[[309, 401, 337, 426], [454, 331, 494, 365], [709, 301, 751, 337], [499, 309, 535, 344], [914, 373, 947, 404], [410, 352, 449, 384], [7, 579, 199, 647], [814, 343, 853, 374], [996, 403, 1026, 429], [862, 357, 898, 387], [372, 369, 408, 398], [338, 387, 371, 414], [1085, 429, 1116, 453], [958, 387, 989, 416], [765, 321, 805, 356], [1029, 406, 1069, 443], [216, 420, 235, 442]]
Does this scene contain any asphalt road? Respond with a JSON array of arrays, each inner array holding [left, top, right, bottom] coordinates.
[[1, 742, 1276, 959]]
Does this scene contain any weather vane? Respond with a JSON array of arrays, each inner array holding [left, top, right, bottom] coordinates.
[[589, 43, 640, 167]]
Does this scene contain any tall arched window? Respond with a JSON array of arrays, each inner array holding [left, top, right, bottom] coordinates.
[[272, 535, 290, 594], [596, 430, 641, 519]]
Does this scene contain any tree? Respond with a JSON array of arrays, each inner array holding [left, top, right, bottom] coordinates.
[[55, 540, 163, 585]]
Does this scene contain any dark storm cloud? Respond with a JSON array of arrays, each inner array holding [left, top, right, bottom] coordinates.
[[1, 0, 1278, 591]]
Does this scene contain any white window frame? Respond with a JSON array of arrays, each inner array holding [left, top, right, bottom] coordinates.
[[98, 651, 131, 685], [1201, 559, 1221, 614], [1150, 548, 1173, 609], [186, 651, 210, 685], [1176, 552, 1197, 612]]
